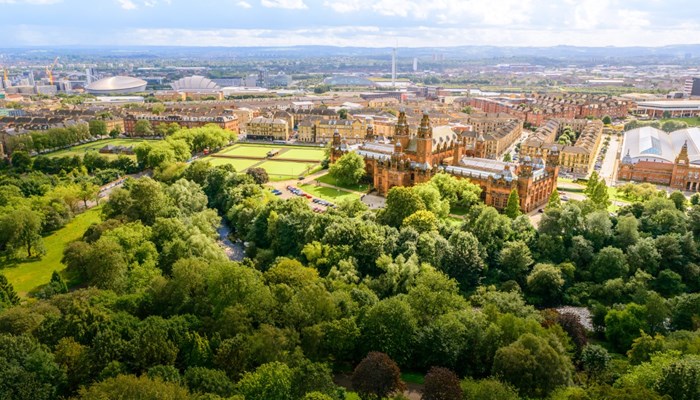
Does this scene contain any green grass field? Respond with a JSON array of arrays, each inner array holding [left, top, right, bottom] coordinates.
[[298, 183, 360, 202], [316, 173, 369, 192], [218, 145, 278, 158], [659, 117, 700, 127], [257, 160, 318, 177], [1, 207, 101, 297], [203, 157, 262, 171], [44, 138, 146, 158], [278, 148, 325, 161]]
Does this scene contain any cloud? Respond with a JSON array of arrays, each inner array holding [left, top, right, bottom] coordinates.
[[0, 0, 62, 4], [260, 0, 307, 10], [322, 0, 533, 26], [237, 0, 252, 8], [117, 0, 137, 10]]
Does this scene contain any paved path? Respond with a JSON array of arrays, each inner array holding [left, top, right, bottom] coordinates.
[[600, 134, 621, 186]]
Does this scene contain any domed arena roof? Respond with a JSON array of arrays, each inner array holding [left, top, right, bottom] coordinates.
[[170, 75, 220, 91], [86, 76, 147, 94]]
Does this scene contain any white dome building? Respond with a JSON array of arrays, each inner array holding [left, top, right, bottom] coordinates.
[[170, 75, 220, 92], [86, 76, 147, 95]]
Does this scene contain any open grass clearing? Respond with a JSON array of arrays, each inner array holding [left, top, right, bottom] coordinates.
[[278, 148, 326, 161], [43, 138, 146, 158], [257, 160, 318, 177], [1, 207, 101, 297], [203, 157, 261, 171], [659, 117, 700, 127], [298, 183, 360, 202], [218, 145, 278, 158], [316, 173, 370, 192]]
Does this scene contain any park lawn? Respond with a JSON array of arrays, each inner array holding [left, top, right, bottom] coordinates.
[[257, 160, 319, 178], [660, 117, 700, 127], [299, 183, 360, 202], [44, 138, 145, 158], [203, 157, 262, 171], [1, 207, 101, 297], [219, 145, 279, 158], [278, 148, 326, 161], [316, 173, 370, 192], [401, 372, 425, 384]]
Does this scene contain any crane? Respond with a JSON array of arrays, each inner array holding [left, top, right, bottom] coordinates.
[[45, 56, 59, 85]]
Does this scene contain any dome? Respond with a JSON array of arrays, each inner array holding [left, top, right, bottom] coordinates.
[[170, 75, 220, 92], [86, 76, 147, 94]]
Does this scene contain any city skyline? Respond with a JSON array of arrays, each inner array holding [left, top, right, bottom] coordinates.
[[2, 0, 700, 48]]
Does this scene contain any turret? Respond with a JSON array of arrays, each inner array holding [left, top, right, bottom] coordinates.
[[395, 107, 410, 148], [331, 128, 341, 148], [621, 149, 632, 165], [365, 118, 375, 141], [417, 111, 433, 139], [547, 144, 560, 166], [676, 140, 690, 165], [475, 132, 486, 158]]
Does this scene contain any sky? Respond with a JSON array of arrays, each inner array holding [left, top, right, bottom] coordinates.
[[1, 0, 700, 48]]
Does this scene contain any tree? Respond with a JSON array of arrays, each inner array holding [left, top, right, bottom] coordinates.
[[352, 352, 405, 400], [584, 210, 613, 249], [605, 303, 648, 352], [461, 378, 519, 400], [78, 181, 100, 208], [76, 374, 191, 400], [11, 151, 32, 173], [504, 188, 521, 218], [151, 103, 166, 115], [247, 167, 269, 184], [591, 246, 628, 283], [602, 115, 612, 125], [236, 361, 293, 400], [88, 120, 108, 137], [526, 263, 565, 306], [669, 190, 687, 210], [497, 240, 534, 283], [445, 230, 486, 289], [0, 274, 20, 309], [338, 109, 348, 119], [492, 333, 573, 398], [655, 358, 700, 400], [1, 207, 44, 258], [503, 153, 512, 162], [402, 210, 438, 233], [580, 344, 611, 381], [382, 186, 425, 227], [615, 214, 639, 249], [0, 334, 65, 400], [548, 188, 561, 209], [422, 367, 462, 400], [134, 119, 154, 136], [184, 367, 235, 397], [329, 152, 366, 186], [361, 297, 417, 365]]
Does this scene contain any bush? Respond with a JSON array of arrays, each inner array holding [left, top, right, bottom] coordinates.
[[352, 352, 405, 400]]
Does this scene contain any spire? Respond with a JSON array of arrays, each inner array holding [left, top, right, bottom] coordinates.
[[417, 110, 432, 139], [622, 149, 632, 165], [676, 140, 689, 164]]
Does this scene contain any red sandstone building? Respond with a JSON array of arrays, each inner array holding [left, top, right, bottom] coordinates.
[[123, 113, 239, 136], [618, 126, 700, 191], [469, 93, 630, 127], [331, 110, 559, 213]]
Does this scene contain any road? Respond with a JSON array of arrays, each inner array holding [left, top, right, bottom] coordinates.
[[599, 134, 621, 186]]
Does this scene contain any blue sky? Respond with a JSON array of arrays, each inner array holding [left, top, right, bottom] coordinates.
[[1, 0, 699, 47]]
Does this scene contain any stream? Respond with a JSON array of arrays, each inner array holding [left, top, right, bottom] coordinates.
[[217, 223, 245, 261]]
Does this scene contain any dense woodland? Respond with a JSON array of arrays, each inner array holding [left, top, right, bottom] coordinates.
[[0, 139, 699, 399]]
